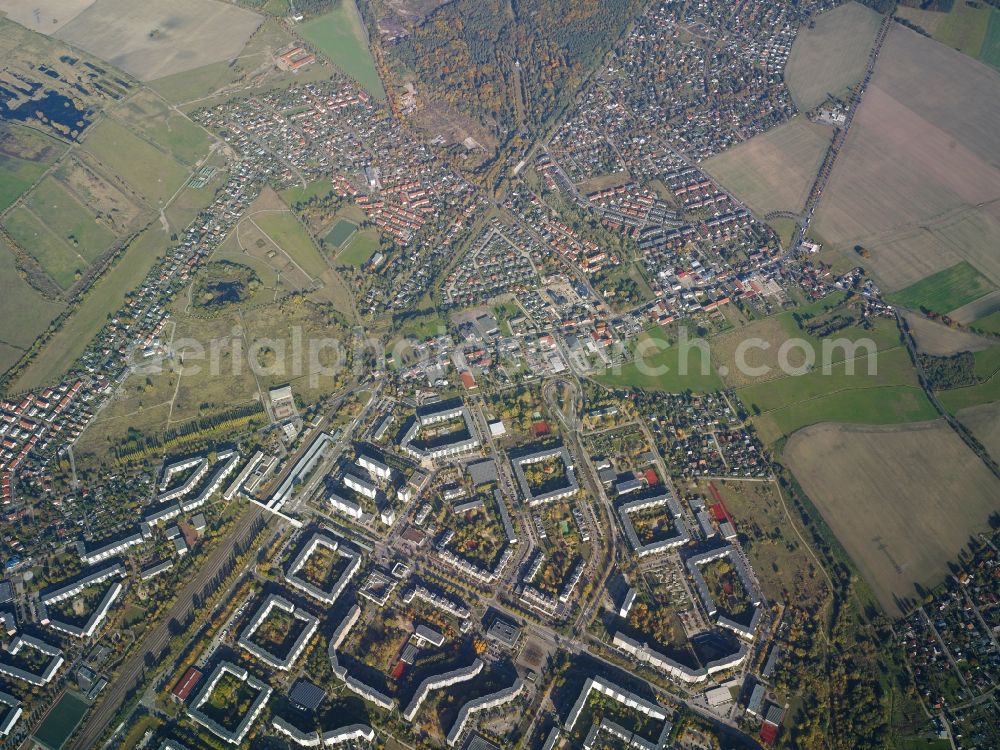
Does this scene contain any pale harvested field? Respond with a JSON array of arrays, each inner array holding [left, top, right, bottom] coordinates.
[[956, 401, 1000, 463], [902, 311, 994, 356], [784, 1, 883, 111], [54, 0, 262, 81], [784, 420, 1000, 615], [0, 0, 94, 33], [812, 25, 1000, 292], [701, 116, 831, 217], [949, 289, 1000, 325]]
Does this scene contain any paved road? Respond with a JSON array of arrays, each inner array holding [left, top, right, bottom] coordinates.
[[69, 504, 264, 750]]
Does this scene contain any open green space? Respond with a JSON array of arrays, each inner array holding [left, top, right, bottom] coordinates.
[[983, 9, 1000, 70], [24, 177, 115, 262], [970, 308, 1000, 334], [0, 239, 64, 370], [149, 19, 334, 105], [597, 324, 723, 393], [888, 261, 997, 314], [12, 224, 177, 391], [82, 118, 189, 206], [254, 211, 328, 279], [114, 93, 212, 167], [937, 346, 1000, 412], [337, 229, 379, 266], [934, 0, 992, 58], [4, 207, 85, 289], [740, 345, 936, 442], [298, 0, 386, 100], [32, 691, 89, 750], [0, 124, 68, 212], [281, 178, 337, 208], [325, 218, 358, 248]]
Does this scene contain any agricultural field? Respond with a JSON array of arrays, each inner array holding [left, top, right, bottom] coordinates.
[[298, 0, 386, 100], [4, 206, 94, 289], [709, 300, 903, 389], [149, 18, 334, 106], [897, 0, 1000, 71], [596, 324, 722, 393], [955, 401, 1000, 462], [934, 346, 1000, 412], [0, 240, 65, 375], [783, 420, 1000, 616], [970, 307, 1000, 333], [82, 118, 190, 206], [811, 25, 1000, 292], [11, 167, 221, 392], [0, 123, 68, 212], [888, 261, 998, 315], [784, 1, 884, 111], [902, 311, 993, 356], [21, 176, 116, 255], [702, 117, 831, 218], [739, 347, 936, 444], [51, 0, 263, 81]]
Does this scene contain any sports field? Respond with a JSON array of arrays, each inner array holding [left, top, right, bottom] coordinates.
[[784, 420, 1000, 616], [888, 261, 997, 315], [32, 691, 89, 750], [326, 219, 358, 248], [52, 0, 263, 81], [337, 229, 379, 266], [784, 1, 883, 111], [596, 324, 723, 393], [299, 0, 386, 100], [811, 25, 1000, 292], [702, 117, 831, 217]]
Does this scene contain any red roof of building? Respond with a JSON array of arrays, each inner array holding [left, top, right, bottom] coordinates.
[[644, 469, 659, 486], [171, 667, 203, 702], [531, 420, 551, 437], [759, 722, 778, 745]]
